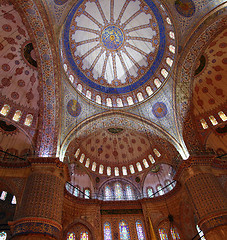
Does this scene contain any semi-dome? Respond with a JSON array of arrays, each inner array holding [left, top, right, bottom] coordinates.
[[61, 0, 176, 108]]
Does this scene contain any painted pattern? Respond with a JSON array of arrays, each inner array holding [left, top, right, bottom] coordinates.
[[62, 0, 176, 107]]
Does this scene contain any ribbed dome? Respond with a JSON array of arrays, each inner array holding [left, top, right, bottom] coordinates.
[[61, 0, 176, 107]]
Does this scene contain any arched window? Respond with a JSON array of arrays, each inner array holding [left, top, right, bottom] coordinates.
[[137, 92, 144, 102], [84, 189, 90, 199], [169, 31, 175, 39], [105, 185, 112, 200], [170, 227, 180, 239], [0, 104, 10, 116], [115, 183, 123, 200], [0, 191, 7, 201], [86, 90, 91, 99], [75, 148, 80, 158], [154, 78, 161, 88], [196, 225, 206, 240], [159, 228, 168, 240], [153, 148, 161, 157], [74, 186, 80, 197], [166, 57, 173, 67], [127, 96, 133, 105], [0, 232, 7, 240], [161, 69, 168, 78], [96, 95, 101, 104], [143, 159, 149, 168], [169, 45, 175, 54], [209, 115, 218, 125], [129, 165, 135, 174], [85, 158, 90, 168], [166, 17, 172, 25], [136, 220, 146, 240], [119, 220, 130, 240], [157, 185, 164, 196], [146, 86, 153, 96], [104, 222, 112, 240], [200, 119, 208, 129], [115, 167, 119, 176], [117, 98, 123, 107], [79, 154, 85, 163], [147, 188, 154, 198], [122, 166, 127, 176], [126, 185, 134, 200], [107, 166, 111, 176], [77, 84, 82, 92], [148, 155, 155, 164], [106, 98, 112, 107], [91, 162, 96, 171], [99, 165, 104, 174], [67, 232, 75, 240], [69, 75, 74, 83], [80, 231, 89, 240], [24, 114, 33, 126], [165, 180, 173, 191], [11, 195, 16, 204], [13, 110, 22, 122], [136, 162, 142, 172], [218, 111, 227, 121]]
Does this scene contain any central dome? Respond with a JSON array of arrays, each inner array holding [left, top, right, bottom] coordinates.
[[62, 0, 176, 107]]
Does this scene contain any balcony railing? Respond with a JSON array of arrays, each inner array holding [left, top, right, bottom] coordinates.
[[65, 180, 177, 201]]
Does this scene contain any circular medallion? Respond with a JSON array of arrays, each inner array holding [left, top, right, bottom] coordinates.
[[67, 99, 81, 117], [152, 102, 167, 118], [62, 0, 176, 107], [102, 26, 124, 50], [175, 0, 195, 17]]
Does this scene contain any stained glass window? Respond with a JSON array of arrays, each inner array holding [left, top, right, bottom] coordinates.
[[157, 185, 164, 196], [136, 220, 146, 240], [13, 110, 22, 122], [129, 165, 135, 174], [84, 189, 90, 199], [115, 183, 123, 200], [104, 222, 112, 240], [91, 162, 96, 171], [0, 104, 10, 116], [105, 185, 112, 200], [122, 166, 127, 176], [24, 114, 33, 126], [200, 119, 208, 129], [218, 111, 227, 121], [209, 115, 218, 125], [67, 232, 75, 240], [165, 180, 173, 191], [107, 167, 111, 176], [11, 195, 16, 204], [80, 231, 89, 240], [75, 148, 80, 158], [147, 188, 154, 198], [0, 191, 7, 201], [159, 228, 168, 240], [0, 231, 7, 240], [74, 186, 80, 197], [126, 185, 134, 200], [170, 227, 180, 239], [119, 220, 130, 240]]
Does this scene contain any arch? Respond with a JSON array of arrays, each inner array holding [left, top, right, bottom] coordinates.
[[13, 0, 60, 157], [64, 219, 96, 240], [60, 112, 188, 162], [175, 8, 227, 150]]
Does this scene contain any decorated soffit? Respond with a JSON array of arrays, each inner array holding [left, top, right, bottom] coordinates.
[[61, 0, 176, 108], [0, 2, 39, 111], [192, 28, 227, 117]]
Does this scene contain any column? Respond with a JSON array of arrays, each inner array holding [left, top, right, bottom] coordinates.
[[176, 157, 227, 240], [10, 158, 69, 240]]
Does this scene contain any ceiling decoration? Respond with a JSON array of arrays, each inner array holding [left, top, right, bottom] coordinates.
[[62, 0, 176, 108], [193, 29, 227, 117], [67, 99, 82, 117], [0, 2, 39, 110], [174, 0, 195, 18]]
